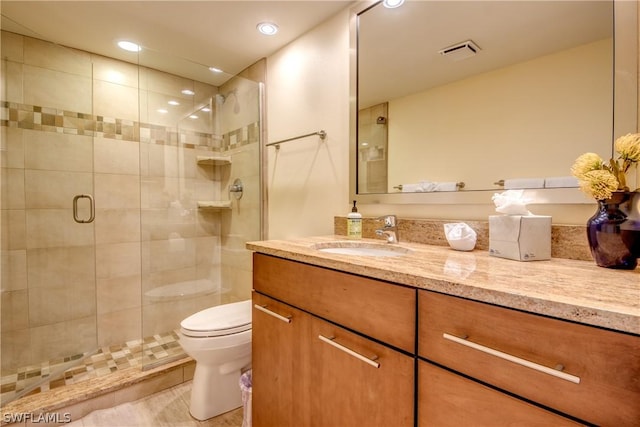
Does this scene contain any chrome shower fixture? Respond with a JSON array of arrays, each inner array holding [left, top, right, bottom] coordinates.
[[217, 89, 240, 113]]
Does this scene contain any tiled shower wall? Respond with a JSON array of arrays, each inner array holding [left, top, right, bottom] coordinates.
[[0, 31, 261, 374], [358, 102, 388, 193]]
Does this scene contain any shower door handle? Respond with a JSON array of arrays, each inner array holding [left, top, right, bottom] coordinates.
[[73, 194, 95, 223]]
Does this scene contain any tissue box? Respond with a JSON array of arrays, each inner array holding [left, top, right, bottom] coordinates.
[[489, 215, 551, 261]]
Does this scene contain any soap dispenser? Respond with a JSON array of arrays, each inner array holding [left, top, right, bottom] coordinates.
[[347, 200, 362, 239]]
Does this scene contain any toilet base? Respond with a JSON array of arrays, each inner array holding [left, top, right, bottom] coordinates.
[[189, 362, 246, 420]]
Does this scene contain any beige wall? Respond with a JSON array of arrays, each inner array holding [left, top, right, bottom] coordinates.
[[389, 39, 612, 191], [266, 8, 351, 239], [266, 5, 639, 233]]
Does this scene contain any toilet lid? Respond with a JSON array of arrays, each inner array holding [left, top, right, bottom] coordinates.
[[180, 300, 252, 337]]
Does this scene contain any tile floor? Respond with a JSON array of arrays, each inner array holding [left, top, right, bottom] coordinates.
[[66, 381, 244, 427]]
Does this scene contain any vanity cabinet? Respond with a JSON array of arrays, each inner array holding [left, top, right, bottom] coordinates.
[[252, 253, 415, 427], [418, 290, 640, 426], [251, 251, 639, 427]]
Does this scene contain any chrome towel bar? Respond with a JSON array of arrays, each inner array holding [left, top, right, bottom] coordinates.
[[266, 130, 327, 149]]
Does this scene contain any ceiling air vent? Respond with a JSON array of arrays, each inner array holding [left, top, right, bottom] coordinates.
[[438, 40, 480, 61]]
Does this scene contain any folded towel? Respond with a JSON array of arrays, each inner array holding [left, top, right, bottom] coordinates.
[[419, 181, 437, 192], [401, 183, 423, 192], [434, 182, 458, 192], [401, 181, 460, 192], [504, 178, 545, 189], [544, 176, 579, 188]]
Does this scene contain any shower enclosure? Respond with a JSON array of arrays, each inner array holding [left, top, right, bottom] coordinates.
[[0, 27, 264, 405]]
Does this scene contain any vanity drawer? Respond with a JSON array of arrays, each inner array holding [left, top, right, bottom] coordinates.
[[418, 290, 640, 426], [418, 360, 584, 426], [253, 253, 415, 353]]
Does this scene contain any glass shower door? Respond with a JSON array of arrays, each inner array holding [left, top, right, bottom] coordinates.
[[138, 63, 263, 370], [1, 33, 99, 403]]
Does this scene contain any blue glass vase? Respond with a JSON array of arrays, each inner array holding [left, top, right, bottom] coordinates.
[[621, 192, 640, 260], [586, 191, 639, 269]]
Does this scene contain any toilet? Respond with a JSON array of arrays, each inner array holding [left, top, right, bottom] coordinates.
[[179, 299, 252, 421]]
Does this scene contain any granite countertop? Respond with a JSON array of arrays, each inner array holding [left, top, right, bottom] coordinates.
[[247, 236, 640, 335]]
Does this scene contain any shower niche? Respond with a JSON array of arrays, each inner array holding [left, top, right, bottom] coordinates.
[[196, 155, 233, 211]]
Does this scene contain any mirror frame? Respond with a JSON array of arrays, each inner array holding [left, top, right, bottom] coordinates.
[[349, 0, 638, 205]]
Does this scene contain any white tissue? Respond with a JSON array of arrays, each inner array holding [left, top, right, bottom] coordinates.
[[504, 178, 545, 189], [544, 176, 579, 188], [492, 190, 532, 215], [444, 222, 477, 251]]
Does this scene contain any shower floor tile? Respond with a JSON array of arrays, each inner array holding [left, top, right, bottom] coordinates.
[[1, 330, 185, 405]]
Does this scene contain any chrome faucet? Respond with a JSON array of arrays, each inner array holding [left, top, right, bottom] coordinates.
[[375, 215, 399, 243]]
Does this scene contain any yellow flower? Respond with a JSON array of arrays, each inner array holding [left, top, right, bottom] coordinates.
[[571, 133, 640, 198], [570, 152, 604, 178], [614, 133, 640, 162], [578, 170, 619, 200]]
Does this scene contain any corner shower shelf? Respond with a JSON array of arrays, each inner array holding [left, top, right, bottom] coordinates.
[[197, 200, 232, 211], [196, 155, 232, 166]]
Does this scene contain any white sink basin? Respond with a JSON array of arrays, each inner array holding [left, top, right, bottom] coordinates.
[[313, 241, 411, 257]]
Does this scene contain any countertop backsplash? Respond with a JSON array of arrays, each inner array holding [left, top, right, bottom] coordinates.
[[334, 216, 592, 262]]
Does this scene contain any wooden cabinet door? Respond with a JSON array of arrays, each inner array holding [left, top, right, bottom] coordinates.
[[418, 360, 585, 427], [252, 292, 313, 427], [311, 316, 414, 427]]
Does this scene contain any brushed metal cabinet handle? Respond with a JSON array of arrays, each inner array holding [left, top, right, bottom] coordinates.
[[254, 304, 292, 323], [319, 334, 380, 368], [443, 333, 580, 384]]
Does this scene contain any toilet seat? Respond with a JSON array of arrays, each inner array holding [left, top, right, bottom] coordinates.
[[180, 300, 252, 338]]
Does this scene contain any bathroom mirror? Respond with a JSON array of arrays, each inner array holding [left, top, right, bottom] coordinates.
[[350, 0, 638, 204]]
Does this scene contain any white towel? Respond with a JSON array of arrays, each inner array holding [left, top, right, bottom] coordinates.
[[434, 182, 458, 192], [504, 178, 545, 189], [544, 176, 579, 188], [401, 183, 423, 192], [402, 181, 459, 192], [419, 181, 437, 192]]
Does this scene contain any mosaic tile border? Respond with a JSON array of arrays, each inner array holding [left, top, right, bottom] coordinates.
[[1, 101, 260, 152], [0, 330, 185, 406]]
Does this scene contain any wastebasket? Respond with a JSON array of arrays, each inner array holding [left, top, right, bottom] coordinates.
[[239, 370, 252, 427]]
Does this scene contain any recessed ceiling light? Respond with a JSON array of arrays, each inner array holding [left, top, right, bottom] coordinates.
[[117, 40, 142, 52], [181, 89, 195, 96], [209, 67, 223, 73], [157, 109, 168, 114], [383, 0, 405, 8], [202, 107, 211, 112], [189, 115, 198, 119], [168, 100, 180, 106], [257, 22, 278, 36]]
